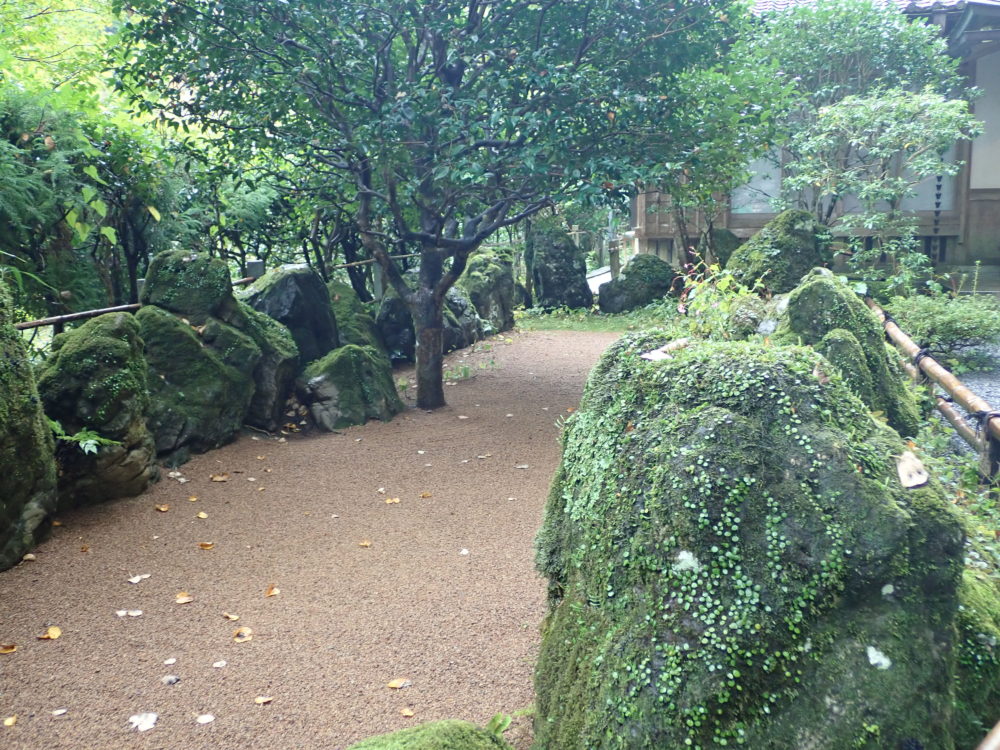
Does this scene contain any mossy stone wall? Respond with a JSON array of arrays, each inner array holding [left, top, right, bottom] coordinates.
[[534, 334, 966, 749], [0, 284, 57, 570]]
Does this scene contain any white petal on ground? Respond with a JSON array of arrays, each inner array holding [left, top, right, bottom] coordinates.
[[128, 712, 158, 732]]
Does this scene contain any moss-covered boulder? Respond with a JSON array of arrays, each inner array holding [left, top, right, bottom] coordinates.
[[775, 270, 922, 437], [534, 334, 966, 749], [36, 312, 156, 505], [239, 303, 299, 431], [525, 217, 592, 310], [241, 265, 340, 363], [329, 279, 387, 355], [459, 249, 516, 333], [345, 720, 511, 750], [727, 210, 827, 294], [0, 285, 57, 570], [954, 566, 1000, 748], [299, 344, 403, 431], [597, 253, 676, 314], [141, 250, 239, 325], [374, 277, 485, 364], [700, 227, 741, 268], [137, 305, 255, 459]]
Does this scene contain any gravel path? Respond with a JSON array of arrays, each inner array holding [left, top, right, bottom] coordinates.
[[0, 329, 620, 750]]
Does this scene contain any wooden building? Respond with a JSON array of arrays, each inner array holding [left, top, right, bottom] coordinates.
[[632, 0, 1000, 267]]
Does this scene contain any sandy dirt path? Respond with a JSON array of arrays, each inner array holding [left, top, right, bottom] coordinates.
[[0, 329, 619, 750]]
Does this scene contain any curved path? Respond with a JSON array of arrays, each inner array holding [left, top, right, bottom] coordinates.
[[0, 329, 619, 750]]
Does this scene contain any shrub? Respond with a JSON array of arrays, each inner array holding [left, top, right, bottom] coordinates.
[[886, 293, 1000, 354]]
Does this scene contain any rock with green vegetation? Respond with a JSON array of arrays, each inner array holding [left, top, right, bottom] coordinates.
[[515, 282, 532, 309], [727, 210, 827, 293], [534, 334, 967, 750], [597, 253, 676, 314], [345, 720, 511, 750], [374, 276, 485, 364], [329, 279, 387, 355], [141, 250, 239, 325], [701, 227, 741, 268], [526, 217, 592, 310], [443, 285, 484, 351], [36, 312, 156, 505], [774, 269, 922, 437], [300, 344, 403, 431], [241, 265, 340, 363], [137, 305, 255, 460], [0, 284, 57, 571], [238, 303, 299, 431], [954, 563, 1000, 748], [459, 249, 516, 333]]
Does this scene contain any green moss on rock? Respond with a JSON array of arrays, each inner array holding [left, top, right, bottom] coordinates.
[[0, 283, 57, 570], [36, 312, 156, 505], [775, 270, 922, 437], [526, 216, 592, 310], [953, 561, 1000, 747], [534, 334, 965, 749], [238, 303, 299, 431], [345, 720, 511, 750], [598, 253, 676, 314], [459, 249, 516, 333], [137, 305, 254, 459], [701, 227, 741, 268], [329, 279, 387, 354], [141, 250, 237, 325], [727, 210, 827, 294], [300, 344, 403, 431]]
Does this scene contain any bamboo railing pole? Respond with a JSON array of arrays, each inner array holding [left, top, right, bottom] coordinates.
[[977, 719, 1000, 750], [866, 298, 1000, 445], [13, 304, 141, 331]]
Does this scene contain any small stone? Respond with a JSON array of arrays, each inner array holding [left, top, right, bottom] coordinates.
[[161, 675, 180, 685], [163, 658, 177, 666], [196, 714, 215, 724]]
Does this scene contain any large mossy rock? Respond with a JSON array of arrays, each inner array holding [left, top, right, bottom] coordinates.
[[328, 279, 387, 355], [239, 303, 299, 431], [374, 276, 485, 364], [345, 720, 511, 750], [242, 265, 340, 363], [526, 217, 592, 310], [701, 227, 742, 268], [955, 566, 1000, 747], [141, 250, 239, 325], [299, 344, 403, 431], [775, 270, 922, 437], [727, 210, 827, 294], [534, 334, 967, 749], [0, 285, 57, 571], [459, 249, 516, 333], [137, 305, 256, 459], [597, 253, 676, 314], [36, 312, 156, 504]]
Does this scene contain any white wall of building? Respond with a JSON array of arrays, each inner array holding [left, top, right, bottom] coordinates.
[[971, 51, 1000, 190]]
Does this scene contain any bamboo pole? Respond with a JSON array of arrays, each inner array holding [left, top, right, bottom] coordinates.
[[977, 720, 1000, 750], [14, 304, 141, 331]]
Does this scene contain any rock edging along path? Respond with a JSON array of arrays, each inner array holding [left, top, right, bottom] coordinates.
[[0, 330, 619, 750]]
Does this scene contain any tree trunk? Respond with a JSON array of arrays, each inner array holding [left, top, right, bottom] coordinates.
[[412, 292, 446, 409]]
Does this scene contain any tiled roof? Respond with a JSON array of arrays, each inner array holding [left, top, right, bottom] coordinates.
[[752, 0, 970, 13]]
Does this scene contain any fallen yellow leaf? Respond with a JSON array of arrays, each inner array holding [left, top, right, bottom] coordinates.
[[358, 540, 372, 548], [256, 455, 266, 460], [419, 492, 432, 498], [80, 545, 90, 553], [155, 504, 170, 512], [222, 612, 240, 621], [264, 583, 279, 598], [400, 708, 415, 718], [387, 678, 411, 689], [210, 473, 229, 482], [385, 497, 400, 504], [254, 696, 273, 705], [196, 512, 208, 519], [175, 592, 194, 604], [233, 627, 253, 643], [3, 716, 15, 727], [198, 542, 215, 550], [51, 520, 63, 527], [0, 644, 16, 655], [188, 495, 198, 502], [37, 626, 61, 640]]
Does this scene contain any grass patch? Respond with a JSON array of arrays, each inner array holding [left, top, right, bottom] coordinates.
[[514, 299, 677, 332]]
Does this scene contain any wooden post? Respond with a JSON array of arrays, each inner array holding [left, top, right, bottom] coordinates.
[[610, 242, 621, 279]]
